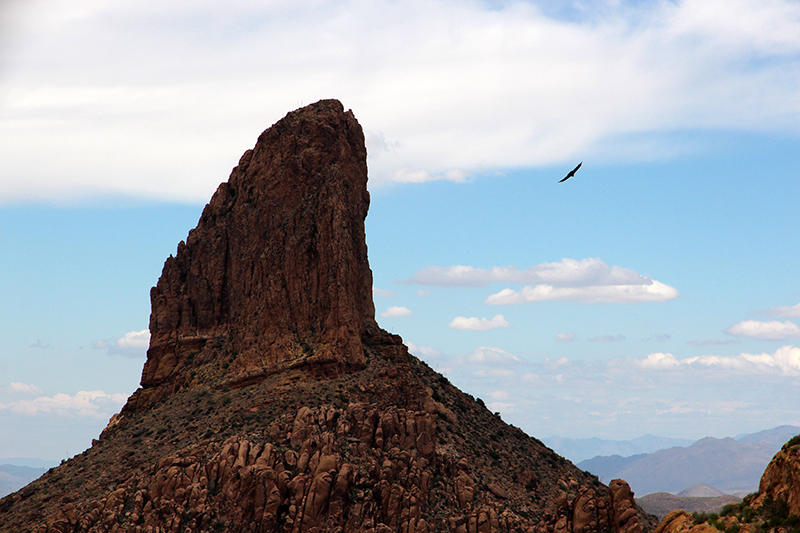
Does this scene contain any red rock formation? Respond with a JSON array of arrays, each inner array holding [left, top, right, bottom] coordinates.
[[0, 100, 657, 533], [127, 99, 376, 411]]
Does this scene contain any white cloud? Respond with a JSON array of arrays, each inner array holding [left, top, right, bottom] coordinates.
[[403, 258, 679, 304], [724, 320, 800, 340], [406, 341, 445, 360], [0, 382, 44, 395], [463, 346, 522, 366], [103, 329, 150, 357], [555, 332, 577, 342], [637, 352, 680, 369], [487, 280, 679, 304], [3, 1, 800, 202], [757, 303, 800, 318], [449, 314, 510, 331], [631, 345, 800, 375], [404, 258, 655, 287], [372, 287, 396, 298], [380, 306, 412, 318], [1, 390, 128, 418]]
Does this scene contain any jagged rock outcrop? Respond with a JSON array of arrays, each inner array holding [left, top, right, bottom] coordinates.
[[128, 99, 375, 411], [0, 100, 657, 533]]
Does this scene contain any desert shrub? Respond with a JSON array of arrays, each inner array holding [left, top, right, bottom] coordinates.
[[785, 434, 800, 449]]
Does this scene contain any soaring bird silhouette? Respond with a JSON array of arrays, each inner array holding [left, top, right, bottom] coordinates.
[[559, 162, 582, 182]]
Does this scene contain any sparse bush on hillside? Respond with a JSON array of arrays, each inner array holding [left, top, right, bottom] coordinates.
[[784, 434, 800, 449]]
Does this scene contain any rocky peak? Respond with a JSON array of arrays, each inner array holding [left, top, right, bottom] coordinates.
[[0, 100, 658, 533], [127, 99, 376, 412]]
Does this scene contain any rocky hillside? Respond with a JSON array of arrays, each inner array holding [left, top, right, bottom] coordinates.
[[0, 99, 657, 533], [653, 436, 800, 533], [636, 493, 740, 520]]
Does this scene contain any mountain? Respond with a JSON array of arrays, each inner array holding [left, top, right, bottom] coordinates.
[[579, 430, 800, 496], [655, 436, 800, 533], [544, 435, 694, 464], [0, 100, 657, 533], [0, 465, 49, 498], [735, 425, 800, 448], [635, 492, 740, 520]]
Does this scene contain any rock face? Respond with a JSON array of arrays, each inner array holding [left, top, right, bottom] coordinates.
[[0, 100, 657, 533], [128, 99, 375, 411]]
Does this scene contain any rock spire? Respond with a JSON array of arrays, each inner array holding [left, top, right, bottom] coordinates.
[[127, 99, 376, 411]]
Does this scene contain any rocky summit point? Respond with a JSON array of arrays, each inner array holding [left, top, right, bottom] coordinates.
[[0, 99, 655, 533]]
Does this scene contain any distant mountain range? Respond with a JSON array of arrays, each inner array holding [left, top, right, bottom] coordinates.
[[543, 434, 695, 463], [573, 425, 800, 496], [0, 464, 50, 498]]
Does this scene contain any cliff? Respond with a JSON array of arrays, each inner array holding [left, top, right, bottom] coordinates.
[[0, 99, 656, 533]]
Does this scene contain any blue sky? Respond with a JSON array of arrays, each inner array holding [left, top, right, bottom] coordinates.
[[1, 0, 799, 462]]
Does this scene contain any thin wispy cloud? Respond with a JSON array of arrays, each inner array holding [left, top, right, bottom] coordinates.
[[555, 332, 577, 342], [724, 320, 800, 340], [372, 287, 396, 298], [0, 382, 44, 395], [402, 258, 679, 304], [380, 306, 412, 318], [756, 303, 800, 318], [590, 334, 627, 343], [686, 339, 740, 346], [461, 346, 522, 366], [0, 390, 127, 418], [449, 314, 510, 331], [3, 1, 800, 203]]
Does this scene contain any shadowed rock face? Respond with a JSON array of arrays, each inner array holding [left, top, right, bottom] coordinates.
[[127, 99, 376, 411]]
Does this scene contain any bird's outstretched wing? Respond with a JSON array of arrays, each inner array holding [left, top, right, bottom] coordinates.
[[559, 161, 582, 182]]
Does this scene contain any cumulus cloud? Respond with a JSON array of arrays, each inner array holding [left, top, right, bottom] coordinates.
[[449, 314, 510, 331], [637, 352, 680, 369], [0, 390, 128, 418], [3, 1, 800, 202], [487, 280, 679, 304], [2, 1, 800, 202], [380, 306, 412, 318], [555, 332, 577, 342], [101, 329, 150, 358], [632, 346, 800, 375], [724, 320, 800, 340], [757, 303, 800, 318]]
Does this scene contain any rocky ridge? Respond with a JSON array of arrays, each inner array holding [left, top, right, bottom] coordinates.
[[0, 99, 657, 533]]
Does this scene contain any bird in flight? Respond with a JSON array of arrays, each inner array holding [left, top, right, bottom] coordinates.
[[559, 162, 582, 183]]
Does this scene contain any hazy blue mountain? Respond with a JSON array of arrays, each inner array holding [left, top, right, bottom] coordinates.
[[736, 425, 800, 447], [543, 434, 694, 463], [576, 426, 800, 496], [0, 464, 50, 498]]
